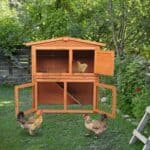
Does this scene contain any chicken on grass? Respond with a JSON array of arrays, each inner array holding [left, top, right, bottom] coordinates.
[[17, 110, 43, 135], [83, 113, 107, 136]]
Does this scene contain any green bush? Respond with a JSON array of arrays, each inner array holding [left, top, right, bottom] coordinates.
[[117, 56, 147, 116], [132, 88, 150, 118], [0, 17, 23, 56]]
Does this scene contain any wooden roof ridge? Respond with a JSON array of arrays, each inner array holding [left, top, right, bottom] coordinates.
[[24, 36, 106, 47]]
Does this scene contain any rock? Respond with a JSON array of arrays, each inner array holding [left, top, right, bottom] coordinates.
[[127, 118, 132, 122], [101, 97, 107, 103], [122, 114, 130, 119], [146, 73, 150, 76], [132, 121, 138, 126]]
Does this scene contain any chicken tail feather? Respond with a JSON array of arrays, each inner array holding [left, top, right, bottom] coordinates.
[[101, 114, 107, 121], [17, 111, 26, 124]]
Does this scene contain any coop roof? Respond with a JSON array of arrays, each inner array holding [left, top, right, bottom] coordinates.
[[24, 36, 106, 47]]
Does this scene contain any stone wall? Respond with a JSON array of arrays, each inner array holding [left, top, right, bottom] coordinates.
[[0, 47, 31, 85]]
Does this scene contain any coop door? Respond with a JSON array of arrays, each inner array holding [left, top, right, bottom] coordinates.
[[96, 83, 116, 118], [95, 51, 114, 75], [14, 83, 36, 116]]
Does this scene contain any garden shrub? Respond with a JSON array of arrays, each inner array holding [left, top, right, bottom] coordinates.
[[0, 17, 23, 56], [117, 56, 147, 116], [132, 88, 150, 118]]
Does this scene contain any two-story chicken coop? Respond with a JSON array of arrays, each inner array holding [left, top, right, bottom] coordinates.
[[15, 37, 116, 118]]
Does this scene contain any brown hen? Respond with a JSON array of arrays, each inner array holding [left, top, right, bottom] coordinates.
[[83, 114, 107, 136], [17, 110, 43, 135]]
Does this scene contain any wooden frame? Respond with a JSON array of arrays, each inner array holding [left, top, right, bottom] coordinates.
[[14, 37, 116, 118], [14, 83, 36, 116], [95, 83, 117, 118]]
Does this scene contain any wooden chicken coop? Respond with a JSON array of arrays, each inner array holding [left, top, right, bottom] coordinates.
[[15, 37, 116, 118]]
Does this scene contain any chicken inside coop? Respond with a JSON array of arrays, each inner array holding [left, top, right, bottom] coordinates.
[[73, 50, 94, 73]]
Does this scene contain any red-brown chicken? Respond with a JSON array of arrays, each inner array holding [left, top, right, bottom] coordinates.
[[17, 110, 43, 135]]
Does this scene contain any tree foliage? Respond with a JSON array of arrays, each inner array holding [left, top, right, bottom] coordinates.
[[0, 0, 149, 57]]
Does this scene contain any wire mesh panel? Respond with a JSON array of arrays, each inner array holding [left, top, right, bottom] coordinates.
[[97, 87, 112, 114], [18, 87, 32, 112], [96, 83, 116, 118]]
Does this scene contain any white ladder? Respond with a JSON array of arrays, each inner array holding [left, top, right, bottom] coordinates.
[[129, 106, 150, 150]]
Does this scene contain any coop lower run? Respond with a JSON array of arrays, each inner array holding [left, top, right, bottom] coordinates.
[[14, 37, 116, 118]]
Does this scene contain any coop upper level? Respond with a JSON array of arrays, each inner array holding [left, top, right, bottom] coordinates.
[[24, 36, 106, 48], [25, 36, 114, 76]]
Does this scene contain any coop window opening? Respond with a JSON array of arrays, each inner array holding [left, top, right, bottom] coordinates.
[[67, 82, 94, 110], [36, 50, 69, 73], [37, 82, 64, 110], [72, 50, 94, 73]]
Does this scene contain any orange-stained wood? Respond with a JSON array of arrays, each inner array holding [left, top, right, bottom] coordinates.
[[25, 36, 105, 47], [14, 83, 35, 116], [35, 82, 38, 109], [15, 37, 116, 118], [42, 109, 93, 113], [95, 50, 114, 76], [93, 81, 96, 110], [64, 82, 67, 110], [15, 83, 34, 89], [35, 46, 96, 50], [69, 49, 72, 73], [32, 46, 36, 81], [15, 86, 19, 116], [96, 83, 117, 118], [32, 86, 35, 109]]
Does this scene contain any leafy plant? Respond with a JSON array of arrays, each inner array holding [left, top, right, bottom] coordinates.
[[117, 56, 147, 115], [0, 17, 23, 56], [132, 88, 150, 118], [0, 1, 23, 56]]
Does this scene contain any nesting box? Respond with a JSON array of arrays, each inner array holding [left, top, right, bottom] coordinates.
[[15, 37, 116, 118]]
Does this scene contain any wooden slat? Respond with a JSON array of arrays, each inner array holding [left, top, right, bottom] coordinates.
[[16, 83, 34, 89], [32, 85, 35, 108], [42, 109, 93, 113], [32, 46, 36, 81], [36, 79, 96, 82], [35, 46, 95, 50], [64, 82, 67, 110], [133, 130, 147, 144], [25, 36, 106, 46], [14, 86, 19, 116], [93, 81, 96, 110], [69, 49, 72, 73], [67, 110, 93, 113], [35, 82, 38, 110]]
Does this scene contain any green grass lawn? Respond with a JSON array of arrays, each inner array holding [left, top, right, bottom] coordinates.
[[0, 85, 143, 150]]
